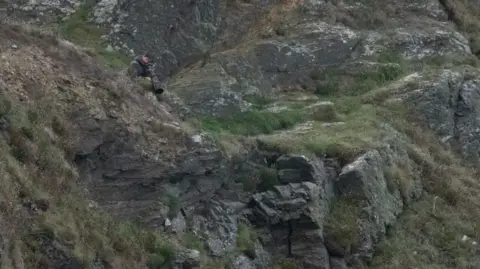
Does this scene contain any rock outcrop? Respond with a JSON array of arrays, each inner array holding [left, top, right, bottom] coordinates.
[[248, 182, 330, 269], [394, 68, 480, 163], [236, 130, 423, 268]]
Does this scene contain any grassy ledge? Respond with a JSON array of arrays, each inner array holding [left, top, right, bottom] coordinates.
[[200, 108, 305, 136], [58, 1, 130, 69]]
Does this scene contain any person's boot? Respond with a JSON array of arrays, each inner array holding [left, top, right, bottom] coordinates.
[[154, 87, 164, 94]]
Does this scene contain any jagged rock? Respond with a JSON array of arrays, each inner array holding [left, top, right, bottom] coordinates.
[[335, 149, 404, 261], [192, 200, 238, 257], [403, 69, 480, 163], [248, 182, 331, 269], [290, 230, 330, 269], [324, 233, 348, 258], [171, 249, 201, 269], [1, 0, 81, 23], [248, 182, 327, 228], [276, 155, 325, 184], [324, 158, 341, 187], [331, 135, 423, 263], [92, 0, 118, 24], [253, 241, 271, 269], [276, 155, 335, 201], [164, 11, 470, 118], [104, 0, 223, 82], [171, 212, 187, 233], [231, 255, 256, 269], [330, 257, 348, 269]]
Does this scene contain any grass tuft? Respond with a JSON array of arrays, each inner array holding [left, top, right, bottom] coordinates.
[[257, 167, 280, 191], [237, 222, 258, 259], [324, 197, 365, 250]]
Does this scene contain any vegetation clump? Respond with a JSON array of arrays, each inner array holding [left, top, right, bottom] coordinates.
[[58, 1, 130, 68]]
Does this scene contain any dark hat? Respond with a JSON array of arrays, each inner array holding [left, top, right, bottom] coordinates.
[[143, 52, 153, 59]]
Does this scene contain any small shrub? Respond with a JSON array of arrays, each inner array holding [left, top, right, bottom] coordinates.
[[21, 126, 35, 140], [36, 138, 68, 175], [147, 254, 167, 269], [257, 167, 279, 192], [147, 239, 176, 269], [237, 222, 257, 259], [152, 243, 176, 267]]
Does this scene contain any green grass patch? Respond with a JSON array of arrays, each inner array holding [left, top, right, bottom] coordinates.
[[312, 63, 406, 97], [257, 104, 383, 164], [146, 237, 177, 269], [181, 232, 205, 254], [237, 222, 258, 259], [201, 109, 304, 136], [162, 192, 181, 219], [324, 196, 366, 251], [58, 1, 130, 69], [310, 49, 409, 98]]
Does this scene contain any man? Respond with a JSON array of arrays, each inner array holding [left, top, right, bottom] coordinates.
[[129, 52, 165, 94]]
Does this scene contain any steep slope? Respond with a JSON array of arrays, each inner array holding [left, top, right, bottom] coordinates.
[[2, 0, 480, 269], [0, 24, 205, 269]]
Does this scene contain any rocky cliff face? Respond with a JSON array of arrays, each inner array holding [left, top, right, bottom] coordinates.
[[2, 0, 480, 269]]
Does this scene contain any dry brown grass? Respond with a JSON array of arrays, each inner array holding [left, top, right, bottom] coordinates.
[[368, 110, 480, 268], [0, 90, 154, 269], [0, 22, 190, 269]]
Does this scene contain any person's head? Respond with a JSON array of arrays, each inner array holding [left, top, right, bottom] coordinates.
[[141, 53, 152, 64]]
